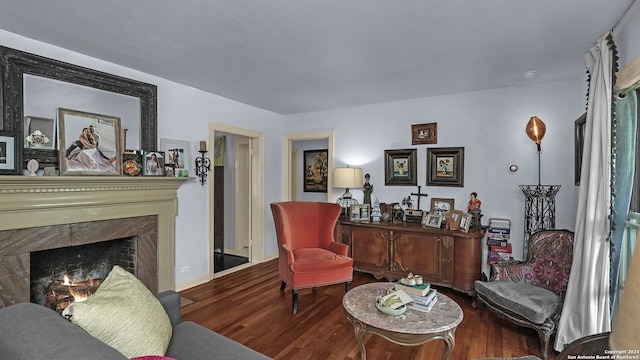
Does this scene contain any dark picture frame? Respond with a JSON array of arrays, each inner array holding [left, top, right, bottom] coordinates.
[[426, 147, 464, 187], [0, 131, 20, 175], [411, 122, 438, 145], [574, 112, 586, 186], [143, 151, 166, 176], [303, 149, 328, 192], [58, 108, 122, 176], [384, 149, 417, 186]]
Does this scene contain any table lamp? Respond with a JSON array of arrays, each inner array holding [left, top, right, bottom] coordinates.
[[333, 167, 363, 218]]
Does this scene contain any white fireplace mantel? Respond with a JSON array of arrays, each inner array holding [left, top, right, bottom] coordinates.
[[0, 176, 190, 292]]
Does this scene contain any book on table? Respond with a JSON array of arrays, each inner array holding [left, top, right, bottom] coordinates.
[[394, 281, 430, 296], [407, 289, 437, 305], [408, 294, 438, 313]]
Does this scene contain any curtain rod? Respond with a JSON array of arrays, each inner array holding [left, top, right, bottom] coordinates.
[[614, 0, 640, 34]]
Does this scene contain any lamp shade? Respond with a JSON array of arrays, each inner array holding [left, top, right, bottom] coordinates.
[[525, 116, 546, 144], [610, 229, 640, 349], [333, 167, 363, 189]]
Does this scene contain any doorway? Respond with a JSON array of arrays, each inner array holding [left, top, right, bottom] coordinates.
[[209, 123, 264, 279], [282, 130, 335, 202]]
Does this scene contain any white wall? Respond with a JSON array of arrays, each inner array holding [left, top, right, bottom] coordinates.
[[283, 80, 585, 262], [0, 30, 285, 287], [615, 6, 640, 69]]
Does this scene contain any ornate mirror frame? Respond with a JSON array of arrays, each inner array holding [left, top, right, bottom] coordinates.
[[0, 45, 157, 168]]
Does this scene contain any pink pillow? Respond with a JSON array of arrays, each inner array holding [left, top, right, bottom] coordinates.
[[131, 357, 176, 360]]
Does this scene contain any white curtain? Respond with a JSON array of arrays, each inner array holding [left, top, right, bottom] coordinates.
[[555, 33, 613, 350]]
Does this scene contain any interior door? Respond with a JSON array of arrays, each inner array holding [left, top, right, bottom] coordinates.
[[233, 138, 251, 258]]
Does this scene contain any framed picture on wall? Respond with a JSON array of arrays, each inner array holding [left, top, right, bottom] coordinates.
[[303, 149, 328, 192], [384, 148, 417, 186], [426, 147, 464, 187], [0, 131, 20, 175], [411, 122, 437, 145]]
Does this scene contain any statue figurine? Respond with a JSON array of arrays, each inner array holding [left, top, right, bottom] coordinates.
[[363, 173, 373, 206], [468, 192, 481, 211], [468, 192, 482, 230]]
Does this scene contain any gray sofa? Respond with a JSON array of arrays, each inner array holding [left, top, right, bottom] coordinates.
[[0, 290, 270, 360]]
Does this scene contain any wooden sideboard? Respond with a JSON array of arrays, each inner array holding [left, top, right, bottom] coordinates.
[[336, 221, 484, 297]]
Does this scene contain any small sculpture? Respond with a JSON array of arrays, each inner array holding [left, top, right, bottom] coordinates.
[[468, 192, 483, 230], [27, 159, 39, 176], [363, 173, 373, 206]]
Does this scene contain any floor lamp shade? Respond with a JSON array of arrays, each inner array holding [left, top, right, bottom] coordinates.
[[610, 230, 640, 349], [333, 167, 363, 190]]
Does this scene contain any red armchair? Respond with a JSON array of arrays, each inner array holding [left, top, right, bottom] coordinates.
[[270, 201, 353, 314]]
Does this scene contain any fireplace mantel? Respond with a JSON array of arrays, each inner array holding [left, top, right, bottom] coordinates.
[[0, 176, 189, 293]]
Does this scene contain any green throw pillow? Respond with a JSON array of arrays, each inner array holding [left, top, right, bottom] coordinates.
[[62, 265, 172, 358]]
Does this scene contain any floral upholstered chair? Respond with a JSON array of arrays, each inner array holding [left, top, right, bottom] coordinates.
[[475, 229, 574, 360]]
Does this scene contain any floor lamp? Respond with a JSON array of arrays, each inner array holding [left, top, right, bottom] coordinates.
[[520, 116, 560, 257], [334, 167, 363, 220]]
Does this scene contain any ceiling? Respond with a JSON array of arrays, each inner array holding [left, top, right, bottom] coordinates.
[[0, 1, 634, 114]]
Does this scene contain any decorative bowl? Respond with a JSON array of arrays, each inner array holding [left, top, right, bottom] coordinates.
[[376, 302, 407, 316]]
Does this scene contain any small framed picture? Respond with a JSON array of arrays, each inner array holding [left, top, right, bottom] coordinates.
[[426, 147, 464, 187], [411, 122, 437, 145], [430, 198, 455, 215], [451, 210, 464, 228], [160, 138, 191, 177], [350, 204, 371, 222], [0, 131, 20, 175], [143, 151, 165, 176], [164, 164, 176, 177], [460, 213, 473, 233], [384, 149, 417, 186], [422, 213, 443, 228], [122, 151, 143, 177]]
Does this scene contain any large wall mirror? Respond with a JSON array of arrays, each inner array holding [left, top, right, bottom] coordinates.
[[0, 45, 157, 169]]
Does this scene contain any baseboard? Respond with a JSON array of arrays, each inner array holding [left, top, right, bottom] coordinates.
[[175, 273, 210, 292]]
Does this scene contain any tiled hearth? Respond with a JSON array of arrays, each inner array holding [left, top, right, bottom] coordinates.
[[0, 176, 188, 308]]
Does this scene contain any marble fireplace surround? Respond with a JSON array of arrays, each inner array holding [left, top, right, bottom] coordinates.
[[0, 176, 188, 307]]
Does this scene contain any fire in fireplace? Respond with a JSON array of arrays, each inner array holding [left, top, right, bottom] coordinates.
[[44, 275, 104, 312], [30, 237, 137, 312]]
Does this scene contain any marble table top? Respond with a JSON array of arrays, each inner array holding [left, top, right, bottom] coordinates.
[[343, 282, 463, 334]]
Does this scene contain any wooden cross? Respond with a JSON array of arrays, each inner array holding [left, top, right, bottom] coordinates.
[[411, 186, 428, 210]]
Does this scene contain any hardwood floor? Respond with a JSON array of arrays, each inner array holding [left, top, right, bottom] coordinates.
[[180, 259, 558, 360]]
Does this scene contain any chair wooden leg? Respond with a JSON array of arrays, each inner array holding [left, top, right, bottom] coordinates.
[[476, 295, 484, 319], [345, 281, 351, 292], [537, 329, 550, 360], [292, 289, 298, 315], [280, 281, 286, 291]]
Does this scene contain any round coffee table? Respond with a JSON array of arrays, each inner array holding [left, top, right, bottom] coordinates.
[[343, 282, 463, 360]]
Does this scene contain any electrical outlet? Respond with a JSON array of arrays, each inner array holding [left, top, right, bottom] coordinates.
[[180, 266, 190, 273]]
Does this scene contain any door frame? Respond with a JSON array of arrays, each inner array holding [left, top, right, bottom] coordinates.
[[208, 122, 264, 280], [282, 130, 335, 202]]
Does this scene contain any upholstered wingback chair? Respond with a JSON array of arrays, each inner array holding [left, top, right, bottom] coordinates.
[[475, 229, 574, 360], [270, 201, 353, 315]]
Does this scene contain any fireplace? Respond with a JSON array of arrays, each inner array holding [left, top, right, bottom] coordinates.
[[30, 234, 139, 311], [0, 176, 187, 308]]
